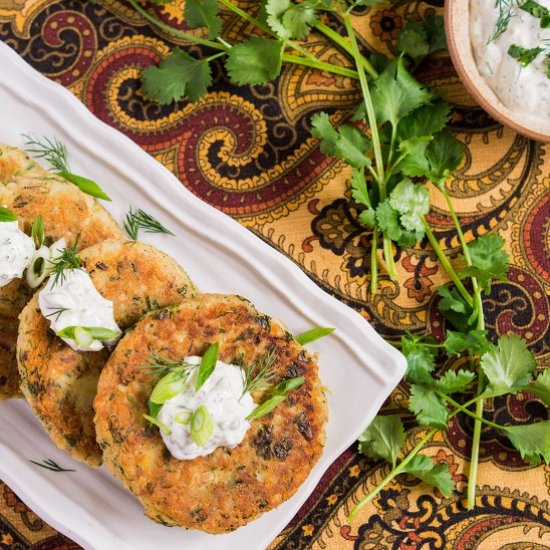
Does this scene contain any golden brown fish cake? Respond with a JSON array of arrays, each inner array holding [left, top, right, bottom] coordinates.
[[0, 317, 20, 399], [0, 172, 124, 400], [94, 294, 327, 534], [0, 142, 45, 183], [18, 240, 198, 466]]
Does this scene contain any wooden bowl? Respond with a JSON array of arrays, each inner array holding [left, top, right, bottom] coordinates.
[[445, 0, 550, 143]]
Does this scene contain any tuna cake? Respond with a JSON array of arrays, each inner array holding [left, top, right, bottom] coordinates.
[[17, 239, 198, 466], [0, 171, 124, 400], [0, 317, 18, 399], [94, 293, 327, 534]]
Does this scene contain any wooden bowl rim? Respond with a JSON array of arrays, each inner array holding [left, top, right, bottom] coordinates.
[[444, 0, 550, 143]]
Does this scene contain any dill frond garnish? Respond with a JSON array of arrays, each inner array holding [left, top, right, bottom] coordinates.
[[23, 134, 112, 201], [141, 353, 196, 377], [239, 347, 279, 397], [44, 307, 70, 322], [30, 458, 75, 473], [491, 0, 515, 43], [124, 208, 175, 241], [23, 134, 70, 172], [49, 237, 82, 286]]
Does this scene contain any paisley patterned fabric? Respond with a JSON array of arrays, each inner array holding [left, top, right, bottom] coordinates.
[[1, 0, 549, 548]]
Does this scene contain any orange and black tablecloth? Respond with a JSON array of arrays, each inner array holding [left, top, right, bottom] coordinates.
[[1, 1, 549, 548]]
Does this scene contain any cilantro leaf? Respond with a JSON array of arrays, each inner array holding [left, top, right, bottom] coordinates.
[[389, 179, 430, 233], [459, 234, 509, 292], [266, 0, 318, 39], [184, 0, 222, 38], [141, 48, 212, 104], [376, 200, 423, 246], [481, 333, 537, 393], [508, 44, 545, 67], [504, 421, 550, 466], [370, 57, 432, 130], [397, 15, 447, 62], [409, 384, 449, 429], [358, 415, 405, 468], [225, 37, 284, 85], [437, 286, 476, 332], [402, 333, 437, 385], [402, 454, 455, 496], [528, 369, 550, 406], [311, 113, 371, 169], [444, 329, 491, 356], [397, 101, 452, 141], [350, 169, 371, 207], [435, 369, 475, 394]]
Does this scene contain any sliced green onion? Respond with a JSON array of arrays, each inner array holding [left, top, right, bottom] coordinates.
[[143, 414, 172, 435], [195, 342, 219, 392], [270, 376, 305, 396], [150, 369, 189, 404], [0, 206, 17, 222], [295, 327, 335, 346], [175, 410, 192, 425], [246, 394, 286, 421], [148, 401, 162, 419], [190, 405, 214, 447], [31, 214, 45, 247], [74, 326, 93, 347], [26, 246, 50, 288], [56, 326, 121, 341], [58, 171, 112, 201]]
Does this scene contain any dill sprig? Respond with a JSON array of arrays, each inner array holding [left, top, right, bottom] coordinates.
[[30, 458, 75, 473], [23, 134, 112, 201], [49, 238, 82, 287], [491, 0, 515, 43], [23, 134, 70, 172], [239, 347, 279, 397], [124, 208, 175, 240], [44, 307, 70, 322], [141, 353, 196, 377]]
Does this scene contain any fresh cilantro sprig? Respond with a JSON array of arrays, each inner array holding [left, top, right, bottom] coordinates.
[[23, 135, 112, 201]]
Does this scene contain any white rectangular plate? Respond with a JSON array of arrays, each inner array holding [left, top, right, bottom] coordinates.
[[0, 41, 405, 550]]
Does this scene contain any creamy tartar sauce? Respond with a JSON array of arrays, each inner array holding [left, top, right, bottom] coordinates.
[[158, 357, 255, 460], [470, 0, 550, 128], [0, 221, 35, 288], [38, 268, 120, 352]]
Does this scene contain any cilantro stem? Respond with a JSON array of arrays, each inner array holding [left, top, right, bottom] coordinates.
[[439, 186, 486, 510], [383, 236, 398, 281], [282, 54, 358, 79], [348, 427, 438, 521], [436, 390, 503, 430], [342, 13, 383, 182], [127, 0, 226, 50], [370, 226, 379, 293], [218, 0, 358, 80], [314, 20, 379, 79], [421, 218, 474, 308]]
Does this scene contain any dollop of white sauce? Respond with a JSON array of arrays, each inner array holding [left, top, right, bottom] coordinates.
[[470, 0, 550, 126], [38, 268, 120, 352], [0, 221, 35, 288], [158, 357, 255, 460]]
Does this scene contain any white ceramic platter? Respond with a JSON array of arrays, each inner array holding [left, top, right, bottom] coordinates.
[[0, 41, 405, 550]]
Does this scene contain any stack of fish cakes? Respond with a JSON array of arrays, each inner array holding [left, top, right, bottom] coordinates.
[[1, 143, 327, 534]]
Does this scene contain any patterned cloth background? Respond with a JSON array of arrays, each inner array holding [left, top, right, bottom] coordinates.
[[0, 0, 549, 548]]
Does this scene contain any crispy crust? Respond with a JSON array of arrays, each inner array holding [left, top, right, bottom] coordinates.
[[94, 294, 327, 534], [0, 317, 20, 399], [17, 240, 198, 465], [0, 142, 45, 184], [0, 171, 124, 400]]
